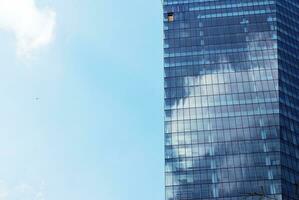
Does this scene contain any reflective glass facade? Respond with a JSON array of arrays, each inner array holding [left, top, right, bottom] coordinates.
[[163, 0, 299, 199]]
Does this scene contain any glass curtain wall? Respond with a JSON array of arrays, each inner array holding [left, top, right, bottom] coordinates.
[[163, 0, 285, 199]]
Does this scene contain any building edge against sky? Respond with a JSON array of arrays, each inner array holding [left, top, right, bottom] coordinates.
[[163, 0, 299, 199]]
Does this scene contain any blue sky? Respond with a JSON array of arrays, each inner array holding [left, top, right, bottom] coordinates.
[[0, 0, 164, 199]]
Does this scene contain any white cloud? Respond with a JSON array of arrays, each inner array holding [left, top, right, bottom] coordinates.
[[0, 180, 46, 200], [0, 180, 9, 200], [0, 0, 56, 57]]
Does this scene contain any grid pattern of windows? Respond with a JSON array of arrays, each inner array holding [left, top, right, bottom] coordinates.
[[163, 0, 298, 199], [277, 0, 299, 200]]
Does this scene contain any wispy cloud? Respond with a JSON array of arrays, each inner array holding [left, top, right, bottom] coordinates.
[[0, 180, 46, 200], [0, 180, 9, 200], [0, 0, 56, 57]]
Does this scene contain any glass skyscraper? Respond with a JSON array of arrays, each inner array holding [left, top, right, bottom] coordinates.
[[163, 0, 299, 199]]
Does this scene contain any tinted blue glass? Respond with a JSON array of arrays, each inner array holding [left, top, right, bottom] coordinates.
[[163, 0, 298, 199], [277, 0, 299, 200]]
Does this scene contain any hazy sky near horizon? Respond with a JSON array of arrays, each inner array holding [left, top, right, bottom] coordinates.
[[0, 0, 164, 199]]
